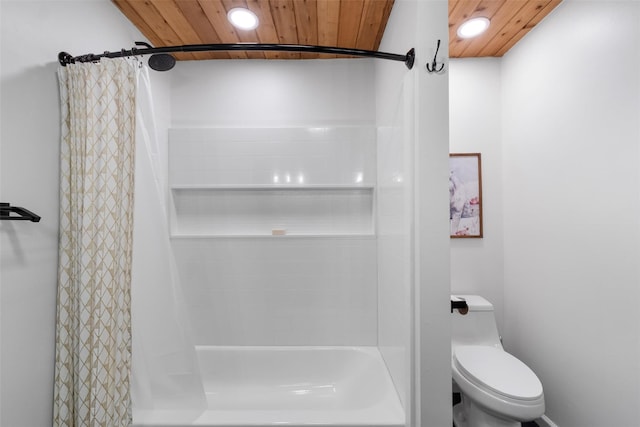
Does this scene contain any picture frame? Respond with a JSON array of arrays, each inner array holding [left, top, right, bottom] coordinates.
[[449, 153, 483, 238]]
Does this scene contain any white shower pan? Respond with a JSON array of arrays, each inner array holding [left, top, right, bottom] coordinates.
[[132, 346, 405, 427]]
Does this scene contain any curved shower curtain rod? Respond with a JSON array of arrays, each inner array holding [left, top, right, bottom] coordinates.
[[58, 42, 415, 71]]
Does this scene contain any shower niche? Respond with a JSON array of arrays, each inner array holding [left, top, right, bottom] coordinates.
[[171, 185, 374, 237], [169, 127, 376, 238]]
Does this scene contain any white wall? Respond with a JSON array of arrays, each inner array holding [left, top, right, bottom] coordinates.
[[502, 2, 640, 425], [452, 1, 640, 426], [0, 1, 145, 426], [449, 58, 504, 331], [377, 1, 451, 425], [412, 1, 452, 425]]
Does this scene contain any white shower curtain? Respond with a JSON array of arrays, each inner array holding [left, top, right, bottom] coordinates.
[[54, 58, 137, 427], [130, 65, 205, 415]]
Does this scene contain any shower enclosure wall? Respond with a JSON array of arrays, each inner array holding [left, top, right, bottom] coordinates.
[[131, 57, 415, 427], [169, 126, 379, 344]]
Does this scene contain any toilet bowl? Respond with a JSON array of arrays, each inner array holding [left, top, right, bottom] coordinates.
[[451, 295, 545, 427]]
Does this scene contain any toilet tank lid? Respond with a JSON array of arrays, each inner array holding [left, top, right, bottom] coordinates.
[[452, 295, 494, 311]]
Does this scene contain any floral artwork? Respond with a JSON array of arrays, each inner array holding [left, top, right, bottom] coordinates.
[[449, 153, 483, 238]]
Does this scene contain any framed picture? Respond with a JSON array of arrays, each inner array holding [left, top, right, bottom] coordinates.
[[449, 153, 483, 238]]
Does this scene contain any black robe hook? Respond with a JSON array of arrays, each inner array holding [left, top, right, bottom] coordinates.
[[426, 39, 445, 73]]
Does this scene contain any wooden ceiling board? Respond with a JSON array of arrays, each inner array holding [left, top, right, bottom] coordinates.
[[118, 0, 198, 60], [112, 0, 159, 45], [269, 0, 301, 58], [337, 0, 365, 48], [297, 0, 323, 59], [477, 0, 549, 56], [153, 0, 213, 60], [449, 0, 508, 57], [174, 0, 231, 59], [294, 0, 318, 45], [245, 0, 283, 58], [373, 0, 394, 51], [317, 0, 340, 47], [111, 0, 184, 59], [483, 1, 534, 56], [357, 0, 391, 51], [493, 0, 562, 56], [222, 0, 265, 58], [448, 0, 483, 42], [449, 0, 562, 58], [198, 0, 250, 58], [111, 0, 561, 61]]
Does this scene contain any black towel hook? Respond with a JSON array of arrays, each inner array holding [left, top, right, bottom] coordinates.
[[426, 39, 445, 73], [0, 203, 41, 222]]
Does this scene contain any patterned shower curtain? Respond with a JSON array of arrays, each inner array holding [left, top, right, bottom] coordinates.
[[54, 58, 137, 427]]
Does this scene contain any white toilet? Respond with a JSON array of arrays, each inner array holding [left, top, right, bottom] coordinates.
[[451, 295, 545, 427]]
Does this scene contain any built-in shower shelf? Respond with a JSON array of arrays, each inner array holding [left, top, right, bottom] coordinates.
[[171, 184, 375, 190], [170, 185, 375, 237], [170, 233, 376, 239]]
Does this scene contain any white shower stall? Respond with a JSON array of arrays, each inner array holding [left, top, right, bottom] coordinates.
[[131, 57, 410, 426], [128, 1, 451, 423]]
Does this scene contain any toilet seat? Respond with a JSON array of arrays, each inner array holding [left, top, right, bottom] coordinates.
[[453, 346, 543, 401]]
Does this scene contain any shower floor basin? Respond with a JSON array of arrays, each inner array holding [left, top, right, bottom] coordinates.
[[132, 346, 405, 427]]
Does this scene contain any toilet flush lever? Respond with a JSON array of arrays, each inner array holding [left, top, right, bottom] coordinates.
[[451, 298, 469, 314]]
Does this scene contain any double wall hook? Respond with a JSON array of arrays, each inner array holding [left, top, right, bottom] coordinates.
[[426, 39, 445, 73]]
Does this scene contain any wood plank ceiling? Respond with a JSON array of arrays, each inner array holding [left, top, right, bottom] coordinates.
[[111, 0, 562, 61], [111, 0, 394, 60], [449, 0, 562, 58]]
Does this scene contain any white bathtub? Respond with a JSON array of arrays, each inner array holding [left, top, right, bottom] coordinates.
[[132, 346, 405, 427]]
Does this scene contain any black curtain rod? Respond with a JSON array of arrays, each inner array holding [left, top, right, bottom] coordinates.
[[58, 43, 415, 71]]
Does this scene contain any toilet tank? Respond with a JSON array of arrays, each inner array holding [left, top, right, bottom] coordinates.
[[451, 295, 503, 349]]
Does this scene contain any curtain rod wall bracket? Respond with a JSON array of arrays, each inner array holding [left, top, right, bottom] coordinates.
[[405, 48, 415, 70], [58, 43, 416, 70]]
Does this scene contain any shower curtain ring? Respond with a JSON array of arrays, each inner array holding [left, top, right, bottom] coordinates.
[[131, 47, 143, 68]]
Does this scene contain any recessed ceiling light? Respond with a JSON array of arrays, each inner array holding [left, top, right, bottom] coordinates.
[[227, 8, 259, 31], [457, 17, 490, 39]]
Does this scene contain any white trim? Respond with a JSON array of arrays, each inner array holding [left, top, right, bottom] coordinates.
[[536, 415, 559, 427]]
